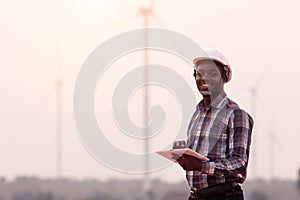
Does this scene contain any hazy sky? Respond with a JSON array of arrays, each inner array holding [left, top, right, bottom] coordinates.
[[1, 0, 300, 183]]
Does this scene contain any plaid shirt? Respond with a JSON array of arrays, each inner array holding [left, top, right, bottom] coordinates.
[[186, 92, 253, 190]]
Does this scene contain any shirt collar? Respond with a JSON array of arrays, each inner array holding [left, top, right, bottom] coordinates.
[[197, 92, 227, 111]]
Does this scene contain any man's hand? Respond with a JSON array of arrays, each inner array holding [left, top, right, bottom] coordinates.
[[176, 154, 203, 171]]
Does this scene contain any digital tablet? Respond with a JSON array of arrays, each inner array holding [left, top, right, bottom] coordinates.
[[156, 148, 209, 163]]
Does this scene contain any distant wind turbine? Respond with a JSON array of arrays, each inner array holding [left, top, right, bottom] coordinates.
[[249, 65, 272, 179]]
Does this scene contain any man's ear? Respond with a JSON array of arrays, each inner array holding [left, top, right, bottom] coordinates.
[[222, 74, 227, 82], [193, 69, 196, 78]]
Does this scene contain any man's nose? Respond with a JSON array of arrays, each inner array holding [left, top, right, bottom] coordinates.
[[200, 75, 209, 83]]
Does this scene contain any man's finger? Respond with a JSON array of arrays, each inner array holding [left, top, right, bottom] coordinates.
[[176, 155, 186, 166]]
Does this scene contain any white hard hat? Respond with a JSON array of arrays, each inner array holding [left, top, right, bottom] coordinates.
[[193, 49, 232, 83]]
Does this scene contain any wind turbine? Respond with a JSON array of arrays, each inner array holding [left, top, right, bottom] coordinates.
[[39, 38, 64, 178], [249, 65, 272, 179], [38, 3, 65, 178], [82, 1, 166, 199], [136, 1, 166, 199]]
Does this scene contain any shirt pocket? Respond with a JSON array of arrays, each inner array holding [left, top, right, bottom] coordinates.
[[207, 131, 228, 158]]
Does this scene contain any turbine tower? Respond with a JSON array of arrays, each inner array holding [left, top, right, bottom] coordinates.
[[55, 2, 63, 178], [139, 1, 155, 199], [269, 110, 276, 180], [55, 37, 63, 178]]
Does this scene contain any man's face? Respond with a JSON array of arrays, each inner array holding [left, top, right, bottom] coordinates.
[[194, 60, 224, 96]]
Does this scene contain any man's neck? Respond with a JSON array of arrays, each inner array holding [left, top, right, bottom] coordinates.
[[202, 95, 211, 107]]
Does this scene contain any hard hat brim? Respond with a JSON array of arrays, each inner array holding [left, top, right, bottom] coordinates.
[[193, 57, 229, 67]]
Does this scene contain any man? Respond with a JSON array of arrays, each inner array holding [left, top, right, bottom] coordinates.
[[176, 49, 254, 200]]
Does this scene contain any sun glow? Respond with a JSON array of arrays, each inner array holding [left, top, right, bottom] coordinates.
[[135, 0, 154, 9]]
